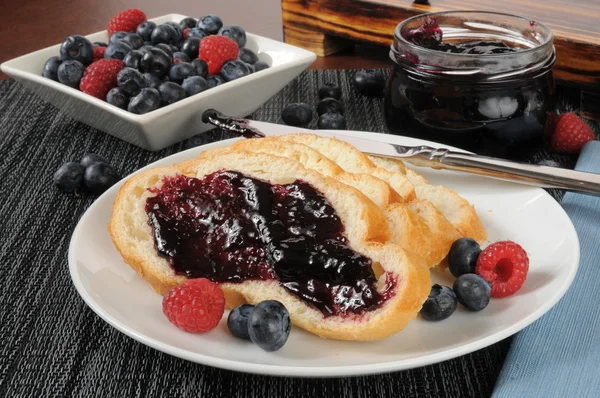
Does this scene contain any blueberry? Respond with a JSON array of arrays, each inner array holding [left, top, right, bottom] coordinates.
[[136, 21, 156, 42], [453, 274, 491, 311], [218, 25, 246, 47], [109, 32, 128, 44], [206, 75, 224, 88], [138, 45, 154, 55], [353, 70, 385, 96], [316, 98, 344, 116], [172, 52, 190, 64], [181, 76, 208, 96], [122, 33, 144, 49], [128, 88, 161, 114], [106, 87, 130, 109], [181, 37, 201, 60], [187, 27, 208, 40], [253, 61, 269, 72], [191, 58, 208, 78], [420, 285, 458, 321], [248, 300, 291, 352], [142, 73, 163, 89], [140, 48, 171, 77], [42, 56, 62, 81], [80, 153, 109, 168], [281, 103, 312, 127], [227, 304, 254, 340], [168, 62, 197, 84], [53, 162, 84, 192], [164, 21, 184, 41], [59, 35, 94, 65], [84, 163, 120, 194], [154, 43, 174, 58], [220, 59, 251, 82], [448, 238, 482, 278], [197, 14, 223, 35], [319, 82, 342, 100], [104, 41, 132, 60], [245, 63, 255, 73], [117, 67, 144, 96], [93, 42, 108, 48], [238, 48, 258, 65], [184, 134, 206, 150], [179, 17, 197, 30], [57, 60, 85, 88], [158, 82, 187, 105], [151, 24, 178, 45], [537, 159, 560, 168], [317, 112, 346, 130], [123, 50, 143, 69]]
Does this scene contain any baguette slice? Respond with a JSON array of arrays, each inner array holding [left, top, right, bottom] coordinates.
[[109, 150, 431, 341]]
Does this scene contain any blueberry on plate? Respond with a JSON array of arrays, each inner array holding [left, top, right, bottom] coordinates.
[[53, 162, 85, 193], [353, 70, 386, 96], [80, 153, 109, 169], [151, 24, 178, 45], [197, 14, 223, 35], [42, 56, 62, 81], [218, 25, 246, 47], [117, 67, 144, 96], [106, 87, 130, 109], [59, 35, 94, 65], [136, 21, 157, 42], [181, 37, 202, 60], [84, 163, 120, 194], [319, 82, 342, 100], [206, 75, 224, 88], [248, 300, 291, 352], [238, 48, 258, 65], [173, 52, 191, 64], [448, 238, 482, 278], [253, 61, 269, 72], [420, 285, 458, 321], [57, 60, 85, 88], [139, 48, 171, 77], [154, 43, 174, 58], [181, 76, 208, 96], [128, 88, 161, 114], [187, 27, 208, 40], [122, 33, 144, 50], [158, 82, 187, 105], [537, 159, 560, 168], [317, 112, 346, 130], [109, 31, 129, 44], [282, 103, 313, 126], [123, 50, 143, 70], [104, 41, 132, 60], [227, 304, 255, 340], [220, 59, 251, 82], [168, 62, 197, 84], [316, 98, 344, 116], [453, 274, 491, 311], [164, 21, 184, 41], [191, 58, 208, 78], [179, 17, 197, 30]]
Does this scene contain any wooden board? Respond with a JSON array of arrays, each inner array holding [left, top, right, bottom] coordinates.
[[281, 0, 600, 87]]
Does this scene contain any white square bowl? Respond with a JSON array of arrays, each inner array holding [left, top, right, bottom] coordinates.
[[1, 13, 316, 151]]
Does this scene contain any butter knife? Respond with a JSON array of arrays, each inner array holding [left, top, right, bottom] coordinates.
[[201, 109, 600, 195]]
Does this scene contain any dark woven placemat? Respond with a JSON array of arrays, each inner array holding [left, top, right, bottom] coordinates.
[[0, 70, 596, 398]]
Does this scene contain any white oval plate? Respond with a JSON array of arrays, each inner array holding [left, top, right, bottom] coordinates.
[[68, 123, 580, 377]]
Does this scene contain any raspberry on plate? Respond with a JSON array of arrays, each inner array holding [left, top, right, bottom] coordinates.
[[80, 59, 124, 99], [550, 113, 595, 154], [162, 278, 226, 333], [108, 8, 147, 37], [199, 35, 239, 75], [476, 241, 529, 298]]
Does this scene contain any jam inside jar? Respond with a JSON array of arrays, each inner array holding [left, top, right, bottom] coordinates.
[[384, 12, 556, 159]]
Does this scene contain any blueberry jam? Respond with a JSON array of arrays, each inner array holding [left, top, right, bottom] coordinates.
[[146, 171, 393, 316]]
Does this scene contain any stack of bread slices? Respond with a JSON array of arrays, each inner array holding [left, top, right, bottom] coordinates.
[[110, 133, 486, 341]]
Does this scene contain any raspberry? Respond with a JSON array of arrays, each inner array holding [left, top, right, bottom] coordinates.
[[80, 59, 124, 99], [108, 8, 147, 37], [550, 112, 595, 154], [475, 241, 529, 298], [162, 278, 225, 333], [183, 28, 191, 40], [199, 35, 239, 75], [93, 46, 106, 62]]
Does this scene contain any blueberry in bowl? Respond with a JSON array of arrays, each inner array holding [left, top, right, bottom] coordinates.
[[198, 14, 223, 35], [220, 60, 251, 82], [60, 35, 94, 66], [219, 25, 246, 47], [128, 88, 161, 114]]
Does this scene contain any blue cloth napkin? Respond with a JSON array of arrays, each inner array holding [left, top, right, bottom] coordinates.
[[492, 141, 600, 397]]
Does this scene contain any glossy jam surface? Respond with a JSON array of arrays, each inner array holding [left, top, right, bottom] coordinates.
[[146, 171, 393, 316]]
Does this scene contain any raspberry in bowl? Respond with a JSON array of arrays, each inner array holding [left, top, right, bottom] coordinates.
[[384, 11, 556, 159]]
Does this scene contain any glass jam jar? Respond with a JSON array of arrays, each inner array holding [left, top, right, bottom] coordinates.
[[384, 11, 556, 159]]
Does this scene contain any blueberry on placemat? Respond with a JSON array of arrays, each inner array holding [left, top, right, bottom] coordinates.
[[281, 103, 312, 127]]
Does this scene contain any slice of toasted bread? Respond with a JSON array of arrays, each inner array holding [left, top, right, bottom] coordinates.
[[109, 150, 431, 341]]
